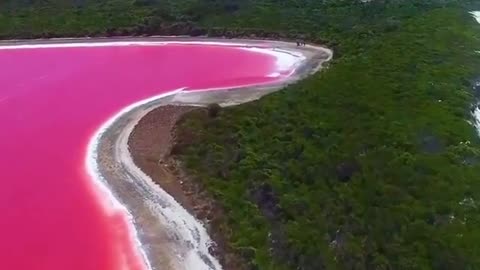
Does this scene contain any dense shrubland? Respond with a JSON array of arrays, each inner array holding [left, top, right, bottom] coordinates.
[[4, 1, 480, 269], [176, 7, 480, 268]]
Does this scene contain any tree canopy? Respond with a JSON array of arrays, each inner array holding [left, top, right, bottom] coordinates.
[[4, 1, 480, 269]]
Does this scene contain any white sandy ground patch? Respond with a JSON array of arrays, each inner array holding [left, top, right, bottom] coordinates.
[[0, 37, 331, 270], [115, 108, 223, 270], [86, 89, 185, 270], [471, 12, 480, 135], [241, 47, 306, 77], [472, 12, 480, 141], [471, 11, 480, 23]]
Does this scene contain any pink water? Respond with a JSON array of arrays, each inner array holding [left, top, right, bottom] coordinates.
[[0, 43, 287, 270]]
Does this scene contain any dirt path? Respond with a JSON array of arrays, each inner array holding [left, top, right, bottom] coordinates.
[[89, 38, 332, 270]]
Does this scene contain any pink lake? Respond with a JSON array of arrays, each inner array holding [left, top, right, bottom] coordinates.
[[0, 42, 290, 270]]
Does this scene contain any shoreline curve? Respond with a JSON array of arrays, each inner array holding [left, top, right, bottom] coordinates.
[[81, 38, 332, 270]]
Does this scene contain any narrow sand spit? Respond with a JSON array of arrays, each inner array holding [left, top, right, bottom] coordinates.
[[79, 37, 332, 270]]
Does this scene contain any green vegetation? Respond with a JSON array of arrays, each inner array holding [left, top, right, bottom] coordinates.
[[175, 2, 480, 270], [4, 0, 480, 269]]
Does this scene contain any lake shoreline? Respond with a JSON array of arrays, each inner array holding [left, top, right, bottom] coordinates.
[[90, 38, 332, 270]]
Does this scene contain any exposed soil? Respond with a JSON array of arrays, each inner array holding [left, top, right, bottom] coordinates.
[[129, 105, 194, 210], [129, 105, 248, 270]]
